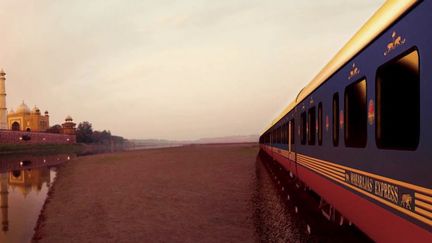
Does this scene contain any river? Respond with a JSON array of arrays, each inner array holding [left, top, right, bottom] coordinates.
[[0, 153, 74, 243]]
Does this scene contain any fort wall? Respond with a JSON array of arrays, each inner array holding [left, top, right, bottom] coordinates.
[[0, 130, 76, 144]]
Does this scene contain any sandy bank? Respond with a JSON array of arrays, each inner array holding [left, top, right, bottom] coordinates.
[[33, 143, 259, 243]]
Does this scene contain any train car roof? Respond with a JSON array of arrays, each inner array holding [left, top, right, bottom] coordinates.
[[261, 0, 417, 135]]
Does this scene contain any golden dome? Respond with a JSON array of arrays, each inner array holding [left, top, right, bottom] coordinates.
[[16, 101, 30, 114]]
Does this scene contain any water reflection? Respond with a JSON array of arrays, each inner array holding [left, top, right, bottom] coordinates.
[[0, 153, 75, 243]]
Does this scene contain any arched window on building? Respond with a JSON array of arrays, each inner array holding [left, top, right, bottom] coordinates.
[[11, 122, 20, 131]]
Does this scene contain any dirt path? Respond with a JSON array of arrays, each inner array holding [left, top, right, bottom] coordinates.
[[33, 144, 259, 243]]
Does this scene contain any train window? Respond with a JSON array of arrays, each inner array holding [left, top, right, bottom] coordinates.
[[281, 125, 284, 144], [282, 124, 285, 144], [277, 126, 281, 144], [345, 78, 367, 147], [279, 126, 282, 144], [308, 107, 316, 145], [333, 93, 339, 146], [318, 102, 323, 145], [376, 48, 419, 150], [283, 122, 288, 145], [301, 112, 307, 145], [290, 119, 295, 145], [281, 124, 285, 144], [280, 125, 283, 144]]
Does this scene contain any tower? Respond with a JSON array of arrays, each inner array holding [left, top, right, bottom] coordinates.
[[62, 115, 76, 135], [0, 69, 7, 129]]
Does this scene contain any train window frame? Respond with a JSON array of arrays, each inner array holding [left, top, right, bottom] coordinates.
[[308, 106, 316, 145], [301, 112, 307, 145], [344, 78, 367, 148], [333, 93, 339, 147], [318, 102, 323, 145], [376, 47, 420, 150]]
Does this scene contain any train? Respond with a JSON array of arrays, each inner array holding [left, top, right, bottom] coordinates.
[[259, 1, 432, 242]]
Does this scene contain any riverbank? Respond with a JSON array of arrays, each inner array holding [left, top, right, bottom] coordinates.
[[32, 143, 259, 242], [0, 143, 83, 155], [0, 142, 128, 155]]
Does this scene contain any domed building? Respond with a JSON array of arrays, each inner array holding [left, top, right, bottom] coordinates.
[[7, 101, 50, 132], [61, 115, 76, 135]]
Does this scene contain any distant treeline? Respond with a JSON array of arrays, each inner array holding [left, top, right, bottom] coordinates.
[[47, 121, 127, 145]]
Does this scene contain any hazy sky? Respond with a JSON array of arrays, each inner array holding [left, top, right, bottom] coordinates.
[[0, 0, 384, 140]]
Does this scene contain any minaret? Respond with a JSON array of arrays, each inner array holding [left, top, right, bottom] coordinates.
[[0, 69, 7, 129], [0, 173, 8, 232]]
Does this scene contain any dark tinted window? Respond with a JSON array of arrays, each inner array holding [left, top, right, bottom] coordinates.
[[376, 49, 419, 150], [301, 112, 307, 145], [345, 79, 367, 147], [281, 124, 284, 144], [318, 103, 323, 145], [308, 107, 316, 145], [282, 122, 288, 145], [277, 126, 281, 143], [333, 93, 339, 146], [290, 119, 295, 145]]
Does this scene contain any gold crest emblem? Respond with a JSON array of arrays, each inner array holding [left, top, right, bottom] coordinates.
[[400, 193, 412, 210], [384, 31, 406, 56], [348, 63, 360, 80]]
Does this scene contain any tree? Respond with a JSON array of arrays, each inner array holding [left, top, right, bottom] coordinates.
[[76, 121, 94, 143], [92, 130, 112, 144], [46, 124, 62, 133], [75, 121, 127, 145]]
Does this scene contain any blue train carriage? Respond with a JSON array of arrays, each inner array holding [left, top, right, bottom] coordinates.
[[259, 1, 432, 242]]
